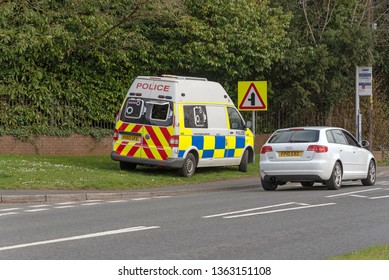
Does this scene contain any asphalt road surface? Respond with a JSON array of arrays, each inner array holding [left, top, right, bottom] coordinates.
[[1, 177, 389, 260]]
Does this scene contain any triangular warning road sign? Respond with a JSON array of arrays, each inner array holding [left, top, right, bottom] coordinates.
[[239, 82, 266, 110]]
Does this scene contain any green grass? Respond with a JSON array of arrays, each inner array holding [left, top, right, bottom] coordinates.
[[0, 154, 259, 190], [331, 245, 389, 260]]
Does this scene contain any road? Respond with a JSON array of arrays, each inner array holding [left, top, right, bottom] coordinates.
[[1, 177, 389, 260]]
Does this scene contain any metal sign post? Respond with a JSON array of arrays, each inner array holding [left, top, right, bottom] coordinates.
[[355, 66, 373, 143]]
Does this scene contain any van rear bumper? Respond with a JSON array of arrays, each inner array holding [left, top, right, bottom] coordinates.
[[111, 152, 184, 168]]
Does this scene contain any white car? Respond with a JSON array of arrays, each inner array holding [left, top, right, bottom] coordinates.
[[260, 126, 376, 190]]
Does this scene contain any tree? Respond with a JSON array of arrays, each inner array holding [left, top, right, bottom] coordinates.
[[266, 0, 379, 124]]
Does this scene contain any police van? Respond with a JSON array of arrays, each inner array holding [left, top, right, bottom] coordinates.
[[111, 75, 254, 177]]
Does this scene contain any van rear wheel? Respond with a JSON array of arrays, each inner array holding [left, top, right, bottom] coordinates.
[[179, 153, 196, 177], [119, 161, 137, 171]]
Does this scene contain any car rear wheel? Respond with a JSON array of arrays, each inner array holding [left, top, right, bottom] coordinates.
[[178, 153, 196, 177], [261, 178, 278, 191], [326, 162, 342, 190], [238, 149, 249, 172], [361, 160, 376, 186]]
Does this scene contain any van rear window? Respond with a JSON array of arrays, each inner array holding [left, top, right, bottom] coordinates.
[[120, 97, 173, 126], [124, 98, 144, 119]]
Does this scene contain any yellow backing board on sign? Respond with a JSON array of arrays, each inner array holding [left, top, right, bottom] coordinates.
[[238, 81, 267, 111]]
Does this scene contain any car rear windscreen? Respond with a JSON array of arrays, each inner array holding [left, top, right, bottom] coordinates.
[[268, 130, 319, 143]]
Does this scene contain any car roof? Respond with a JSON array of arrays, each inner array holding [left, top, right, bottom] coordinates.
[[276, 126, 343, 131]]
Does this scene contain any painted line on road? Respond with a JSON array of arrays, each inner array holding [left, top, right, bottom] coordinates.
[[28, 204, 51, 208], [0, 226, 160, 252], [369, 195, 389, 200], [24, 209, 49, 213], [0, 208, 21, 212], [81, 202, 103, 206], [326, 188, 381, 198], [131, 198, 151, 201], [202, 202, 302, 219], [55, 202, 78, 205], [224, 203, 336, 219], [0, 212, 18, 217], [54, 205, 76, 209]]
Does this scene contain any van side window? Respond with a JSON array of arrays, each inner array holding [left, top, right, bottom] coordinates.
[[184, 105, 208, 128], [227, 107, 244, 130]]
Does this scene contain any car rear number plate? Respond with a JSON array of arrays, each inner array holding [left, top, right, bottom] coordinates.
[[121, 135, 140, 142], [278, 151, 302, 157]]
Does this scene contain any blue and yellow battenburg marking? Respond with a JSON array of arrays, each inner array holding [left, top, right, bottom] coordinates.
[[178, 135, 247, 159]]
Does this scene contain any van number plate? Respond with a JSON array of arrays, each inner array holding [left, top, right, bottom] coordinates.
[[278, 151, 302, 157], [121, 135, 141, 142]]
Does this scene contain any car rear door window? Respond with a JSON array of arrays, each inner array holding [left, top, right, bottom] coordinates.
[[331, 129, 348, 145]]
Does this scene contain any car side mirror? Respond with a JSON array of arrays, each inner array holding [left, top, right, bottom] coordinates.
[[361, 140, 370, 148], [245, 121, 252, 130]]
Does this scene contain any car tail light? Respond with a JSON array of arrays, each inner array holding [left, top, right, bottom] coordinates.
[[169, 135, 179, 147], [261, 145, 273, 154], [307, 145, 328, 153], [113, 129, 119, 141]]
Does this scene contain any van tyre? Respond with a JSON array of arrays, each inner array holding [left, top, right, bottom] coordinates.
[[261, 178, 278, 191], [361, 160, 376, 186], [179, 153, 196, 177], [326, 162, 342, 190], [119, 161, 137, 171], [239, 149, 249, 172]]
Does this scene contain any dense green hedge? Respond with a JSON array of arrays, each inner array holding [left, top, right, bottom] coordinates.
[[1, 0, 388, 141]]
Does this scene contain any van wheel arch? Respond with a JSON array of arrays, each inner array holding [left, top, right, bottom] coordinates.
[[178, 150, 198, 177]]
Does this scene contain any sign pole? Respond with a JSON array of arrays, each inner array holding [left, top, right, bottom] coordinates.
[[252, 111, 256, 162], [355, 66, 360, 143]]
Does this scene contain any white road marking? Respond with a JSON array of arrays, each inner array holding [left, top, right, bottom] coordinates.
[[224, 203, 336, 219], [0, 212, 18, 217], [0, 208, 21, 212], [369, 195, 389, 200], [350, 195, 368, 198], [326, 188, 381, 198], [54, 206, 76, 209], [106, 200, 128, 203], [155, 196, 172, 199], [0, 226, 160, 252], [28, 205, 50, 208], [55, 202, 77, 205], [24, 209, 49, 213], [131, 198, 151, 201], [203, 202, 301, 219], [81, 203, 102, 206]]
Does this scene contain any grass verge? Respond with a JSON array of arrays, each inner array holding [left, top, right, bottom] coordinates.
[[330, 244, 389, 260], [0, 154, 259, 190]]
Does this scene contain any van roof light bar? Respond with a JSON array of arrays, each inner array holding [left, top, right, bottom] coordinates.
[[162, 74, 207, 81]]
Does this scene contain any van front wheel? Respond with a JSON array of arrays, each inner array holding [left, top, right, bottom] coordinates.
[[239, 149, 249, 172], [179, 153, 196, 177]]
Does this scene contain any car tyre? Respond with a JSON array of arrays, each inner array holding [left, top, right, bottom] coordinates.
[[119, 161, 137, 171], [326, 162, 342, 190], [361, 160, 376, 186], [238, 149, 249, 172], [261, 178, 278, 191], [178, 153, 196, 177]]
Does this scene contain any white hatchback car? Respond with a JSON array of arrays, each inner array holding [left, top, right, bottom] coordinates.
[[260, 126, 376, 190]]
